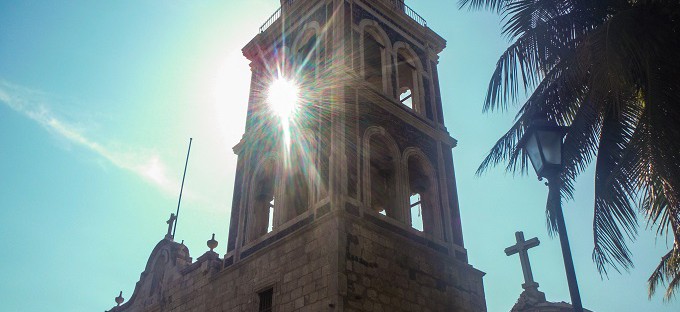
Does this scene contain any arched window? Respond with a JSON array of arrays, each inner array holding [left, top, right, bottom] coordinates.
[[406, 153, 438, 236], [296, 32, 318, 81], [360, 21, 393, 95], [249, 158, 279, 241], [294, 26, 321, 131], [368, 135, 399, 218], [282, 142, 310, 222], [364, 31, 385, 90], [395, 47, 420, 111]]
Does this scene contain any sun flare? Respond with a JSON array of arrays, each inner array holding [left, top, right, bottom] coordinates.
[[268, 77, 299, 120]]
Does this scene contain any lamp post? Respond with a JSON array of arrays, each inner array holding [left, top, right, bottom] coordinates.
[[519, 119, 583, 312]]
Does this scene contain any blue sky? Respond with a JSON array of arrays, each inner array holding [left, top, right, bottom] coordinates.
[[0, 1, 677, 311]]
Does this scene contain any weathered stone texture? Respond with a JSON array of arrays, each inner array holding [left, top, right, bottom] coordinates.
[[341, 218, 486, 312], [112, 217, 335, 312], [112, 211, 486, 312]]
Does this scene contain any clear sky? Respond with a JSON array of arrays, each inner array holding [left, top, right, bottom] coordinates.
[[0, 1, 677, 311]]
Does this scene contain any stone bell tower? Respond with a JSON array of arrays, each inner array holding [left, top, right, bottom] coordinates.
[[107, 1, 486, 311]]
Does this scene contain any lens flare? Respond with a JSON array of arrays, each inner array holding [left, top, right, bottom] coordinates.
[[268, 77, 299, 120]]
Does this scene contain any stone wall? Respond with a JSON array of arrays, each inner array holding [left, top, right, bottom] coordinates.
[[109, 211, 486, 312], [340, 214, 486, 312], [111, 214, 337, 312]]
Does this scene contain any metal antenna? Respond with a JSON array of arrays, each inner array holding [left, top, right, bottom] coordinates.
[[172, 138, 193, 238]]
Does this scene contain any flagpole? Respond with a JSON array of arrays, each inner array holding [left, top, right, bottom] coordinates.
[[172, 138, 192, 239]]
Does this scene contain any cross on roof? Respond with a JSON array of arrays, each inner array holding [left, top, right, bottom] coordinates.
[[505, 231, 540, 290], [165, 213, 177, 240]]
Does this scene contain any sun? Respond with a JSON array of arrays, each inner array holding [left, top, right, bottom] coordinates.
[[268, 77, 299, 120]]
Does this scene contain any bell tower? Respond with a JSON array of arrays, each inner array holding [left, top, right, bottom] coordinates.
[[107, 1, 486, 311], [224, 0, 486, 310]]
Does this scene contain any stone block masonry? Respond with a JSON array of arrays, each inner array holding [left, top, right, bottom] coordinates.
[[340, 215, 486, 312], [109, 213, 337, 312]]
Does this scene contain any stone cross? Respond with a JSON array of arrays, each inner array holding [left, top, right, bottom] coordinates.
[[165, 213, 177, 240], [505, 231, 540, 290]]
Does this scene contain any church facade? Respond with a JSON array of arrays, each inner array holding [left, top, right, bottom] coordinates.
[[108, 1, 487, 311]]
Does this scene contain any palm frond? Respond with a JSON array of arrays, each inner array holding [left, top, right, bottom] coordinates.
[[665, 266, 680, 300], [648, 245, 680, 301], [591, 97, 642, 274], [559, 89, 602, 198], [502, 0, 564, 40], [458, 0, 509, 12], [476, 117, 528, 176], [648, 249, 674, 298], [477, 41, 588, 175], [483, 8, 593, 112]]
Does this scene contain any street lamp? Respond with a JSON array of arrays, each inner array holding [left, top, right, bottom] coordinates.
[[519, 119, 583, 312]]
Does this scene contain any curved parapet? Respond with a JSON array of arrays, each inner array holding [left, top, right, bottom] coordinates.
[[107, 239, 192, 312]]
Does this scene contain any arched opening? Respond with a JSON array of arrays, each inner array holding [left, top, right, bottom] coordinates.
[[294, 30, 320, 131], [283, 142, 310, 222], [407, 154, 436, 235], [296, 32, 318, 81], [250, 159, 278, 240], [369, 135, 398, 218], [364, 31, 384, 90], [396, 48, 419, 110]]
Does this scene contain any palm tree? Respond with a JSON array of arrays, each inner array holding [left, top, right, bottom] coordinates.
[[459, 0, 680, 299]]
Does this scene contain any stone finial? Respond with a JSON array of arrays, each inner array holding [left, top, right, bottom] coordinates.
[[115, 291, 124, 306], [207, 233, 218, 252]]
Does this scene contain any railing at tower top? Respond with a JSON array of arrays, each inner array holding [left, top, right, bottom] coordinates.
[[259, 0, 295, 33], [389, 0, 427, 27], [259, 0, 427, 33], [259, 6, 282, 33]]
